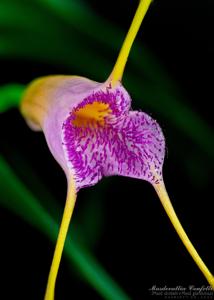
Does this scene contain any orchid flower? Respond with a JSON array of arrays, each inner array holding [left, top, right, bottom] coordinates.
[[20, 0, 214, 299]]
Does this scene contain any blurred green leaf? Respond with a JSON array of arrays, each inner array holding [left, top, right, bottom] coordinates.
[[0, 155, 130, 300], [0, 84, 24, 112]]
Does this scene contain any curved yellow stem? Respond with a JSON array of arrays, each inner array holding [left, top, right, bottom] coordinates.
[[44, 179, 77, 300], [109, 0, 153, 84], [153, 182, 214, 288]]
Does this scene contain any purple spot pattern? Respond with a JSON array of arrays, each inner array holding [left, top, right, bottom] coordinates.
[[62, 88, 165, 190]]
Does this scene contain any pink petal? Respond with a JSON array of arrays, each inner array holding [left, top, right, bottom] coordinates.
[[62, 87, 165, 190]]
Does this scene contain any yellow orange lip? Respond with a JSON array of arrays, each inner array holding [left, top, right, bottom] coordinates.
[[72, 101, 112, 128]]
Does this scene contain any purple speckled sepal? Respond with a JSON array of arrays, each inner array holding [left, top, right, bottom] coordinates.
[[62, 85, 165, 190]]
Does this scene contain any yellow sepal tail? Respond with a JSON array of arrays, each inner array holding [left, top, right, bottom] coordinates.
[[109, 0, 153, 85], [154, 182, 214, 288], [44, 178, 77, 300]]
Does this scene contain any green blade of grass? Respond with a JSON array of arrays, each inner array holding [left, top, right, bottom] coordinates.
[[1, 140, 105, 249], [0, 155, 130, 300]]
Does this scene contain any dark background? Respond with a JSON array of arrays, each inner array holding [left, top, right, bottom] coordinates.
[[0, 0, 214, 299]]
